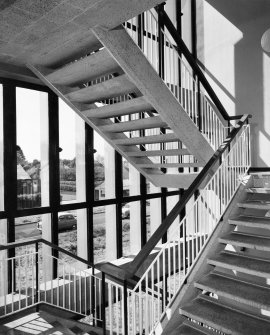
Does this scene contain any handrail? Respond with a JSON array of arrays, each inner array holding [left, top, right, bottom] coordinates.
[[0, 237, 94, 268], [126, 114, 251, 276], [157, 6, 230, 122]]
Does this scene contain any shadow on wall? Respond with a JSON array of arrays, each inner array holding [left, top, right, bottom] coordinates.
[[197, 0, 270, 167]]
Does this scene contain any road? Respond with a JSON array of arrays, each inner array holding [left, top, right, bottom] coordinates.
[[15, 212, 106, 240]]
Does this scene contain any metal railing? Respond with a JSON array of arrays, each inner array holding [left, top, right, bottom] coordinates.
[[99, 115, 250, 335], [0, 239, 102, 326], [123, 9, 228, 151], [125, 120, 250, 334], [0, 117, 251, 334]]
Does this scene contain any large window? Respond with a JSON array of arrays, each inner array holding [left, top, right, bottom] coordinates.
[[0, 79, 182, 270]]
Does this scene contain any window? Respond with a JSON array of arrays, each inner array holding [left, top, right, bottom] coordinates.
[[16, 87, 49, 209], [59, 100, 86, 204], [94, 132, 108, 200]]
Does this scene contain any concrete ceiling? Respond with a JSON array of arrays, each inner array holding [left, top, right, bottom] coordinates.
[[0, 0, 165, 83]]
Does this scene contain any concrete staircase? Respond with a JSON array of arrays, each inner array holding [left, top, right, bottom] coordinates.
[[176, 173, 270, 334], [0, 304, 102, 335], [27, 23, 215, 189]]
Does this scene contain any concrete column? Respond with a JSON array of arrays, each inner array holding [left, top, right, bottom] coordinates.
[[149, 183, 162, 238], [0, 86, 7, 295], [129, 165, 141, 254], [40, 92, 52, 281], [104, 142, 117, 261], [0, 84, 3, 212], [75, 116, 87, 264]]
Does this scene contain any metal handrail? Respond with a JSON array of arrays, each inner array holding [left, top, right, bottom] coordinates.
[[157, 6, 230, 122], [126, 114, 250, 276], [0, 237, 94, 268]]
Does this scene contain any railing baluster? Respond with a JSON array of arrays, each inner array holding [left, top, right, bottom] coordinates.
[[123, 123, 250, 334]]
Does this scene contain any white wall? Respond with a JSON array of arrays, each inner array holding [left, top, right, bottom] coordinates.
[[197, 0, 270, 167]]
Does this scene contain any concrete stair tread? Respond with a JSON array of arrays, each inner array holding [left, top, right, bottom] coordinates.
[[147, 172, 199, 188], [180, 295, 270, 335], [83, 96, 153, 118], [125, 148, 190, 157], [46, 48, 120, 86], [99, 116, 168, 133], [113, 133, 179, 145], [208, 251, 270, 278], [246, 188, 270, 194], [178, 320, 217, 334], [137, 162, 203, 168], [219, 231, 270, 251], [195, 272, 270, 310], [229, 215, 270, 229], [66, 74, 137, 103], [238, 200, 270, 210]]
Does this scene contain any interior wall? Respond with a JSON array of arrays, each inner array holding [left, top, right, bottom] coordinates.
[[197, 0, 270, 167]]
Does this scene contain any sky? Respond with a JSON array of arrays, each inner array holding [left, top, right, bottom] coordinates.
[[16, 87, 104, 162]]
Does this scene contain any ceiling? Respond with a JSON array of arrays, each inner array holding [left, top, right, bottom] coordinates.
[[0, 0, 164, 83]]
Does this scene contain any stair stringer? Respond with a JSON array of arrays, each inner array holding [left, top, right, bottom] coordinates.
[[28, 63, 171, 184], [92, 25, 214, 164], [28, 63, 199, 189], [158, 176, 253, 335]]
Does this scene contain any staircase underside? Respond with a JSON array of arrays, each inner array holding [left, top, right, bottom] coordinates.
[[0, 0, 166, 83], [28, 23, 214, 188]]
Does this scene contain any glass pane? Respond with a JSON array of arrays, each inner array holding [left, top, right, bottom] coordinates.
[[58, 209, 78, 258], [147, 179, 161, 194], [15, 215, 42, 241], [94, 205, 108, 263], [123, 159, 141, 197], [94, 131, 111, 200], [122, 202, 130, 257], [16, 87, 49, 209], [59, 100, 85, 204]]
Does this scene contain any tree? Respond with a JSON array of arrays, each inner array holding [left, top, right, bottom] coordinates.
[[17, 147, 27, 166]]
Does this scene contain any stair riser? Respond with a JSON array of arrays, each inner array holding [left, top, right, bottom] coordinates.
[[238, 203, 270, 210], [229, 220, 270, 230], [195, 282, 270, 311], [219, 238, 270, 252], [208, 259, 270, 278]]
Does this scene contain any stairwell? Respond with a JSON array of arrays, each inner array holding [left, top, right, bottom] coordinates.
[[172, 173, 270, 335], [7, 4, 257, 335]]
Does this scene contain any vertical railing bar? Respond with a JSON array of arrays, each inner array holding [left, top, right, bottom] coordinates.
[[57, 260, 59, 307], [25, 253, 28, 308], [11, 258, 14, 312], [63, 263, 65, 309], [145, 272, 149, 334], [18, 256, 21, 310], [36, 245, 40, 304]]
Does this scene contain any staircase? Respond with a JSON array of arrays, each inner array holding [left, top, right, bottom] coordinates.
[[0, 304, 101, 335], [177, 173, 270, 334], [26, 8, 228, 189]]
